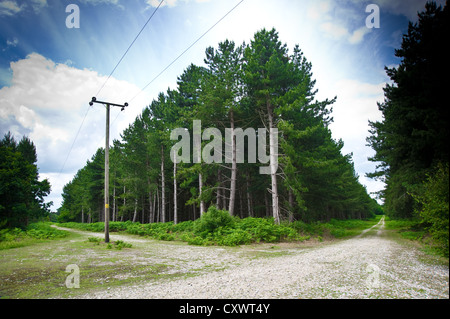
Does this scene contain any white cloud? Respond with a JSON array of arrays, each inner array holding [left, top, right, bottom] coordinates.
[[80, 0, 121, 5], [39, 172, 73, 209], [320, 22, 371, 45], [325, 78, 386, 201], [15, 105, 36, 128], [147, 0, 179, 7], [0, 0, 48, 15], [30, 0, 47, 12], [307, 0, 331, 20], [310, 1, 372, 45], [0, 53, 149, 209], [146, 0, 210, 8], [348, 26, 371, 44], [330, 79, 384, 139], [6, 37, 19, 47], [0, 0, 24, 16], [320, 21, 349, 39]]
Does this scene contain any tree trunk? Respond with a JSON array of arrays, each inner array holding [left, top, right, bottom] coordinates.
[[148, 191, 153, 224], [152, 193, 156, 223], [288, 188, 294, 223], [132, 197, 138, 223], [161, 145, 166, 223], [229, 109, 237, 216], [199, 172, 205, 215], [173, 154, 178, 224], [141, 196, 145, 223], [216, 168, 222, 209], [267, 100, 280, 224], [112, 183, 116, 222], [156, 187, 160, 223], [123, 185, 126, 221], [246, 172, 253, 217]]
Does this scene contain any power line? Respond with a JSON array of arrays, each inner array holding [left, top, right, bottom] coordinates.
[[102, 0, 245, 154], [96, 0, 165, 98], [57, 0, 165, 176], [58, 0, 244, 177], [58, 104, 91, 176], [128, 0, 245, 103]]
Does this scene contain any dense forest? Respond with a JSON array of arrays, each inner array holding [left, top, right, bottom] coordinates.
[[367, 2, 449, 253], [0, 132, 52, 228], [58, 28, 380, 225], [1, 2, 447, 256]]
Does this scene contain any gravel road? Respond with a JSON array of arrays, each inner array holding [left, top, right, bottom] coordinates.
[[70, 217, 448, 299]]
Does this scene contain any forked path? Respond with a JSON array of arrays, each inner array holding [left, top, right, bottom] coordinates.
[[76, 218, 448, 299]]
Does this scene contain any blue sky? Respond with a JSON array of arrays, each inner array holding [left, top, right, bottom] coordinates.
[[1, 0, 444, 209]]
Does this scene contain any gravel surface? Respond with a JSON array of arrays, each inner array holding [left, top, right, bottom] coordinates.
[[65, 217, 449, 299]]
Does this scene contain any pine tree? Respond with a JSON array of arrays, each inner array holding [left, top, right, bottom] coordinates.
[[60, 27, 379, 225], [0, 132, 51, 228], [367, 1, 450, 218], [244, 28, 292, 224], [202, 40, 244, 216]]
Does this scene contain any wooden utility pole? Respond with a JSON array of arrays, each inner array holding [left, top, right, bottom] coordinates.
[[105, 103, 110, 242], [89, 97, 128, 243]]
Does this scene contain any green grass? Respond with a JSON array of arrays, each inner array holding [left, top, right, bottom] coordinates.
[[0, 230, 173, 299], [58, 208, 382, 247], [384, 216, 448, 258], [0, 222, 69, 250], [290, 215, 382, 239], [56, 221, 132, 233]]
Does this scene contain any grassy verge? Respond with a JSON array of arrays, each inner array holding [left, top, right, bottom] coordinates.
[[58, 207, 382, 247], [384, 216, 448, 258], [0, 230, 175, 299], [0, 214, 383, 299], [0, 222, 69, 250], [291, 216, 382, 240]]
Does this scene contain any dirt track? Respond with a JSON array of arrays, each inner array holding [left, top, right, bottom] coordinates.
[[68, 217, 449, 299]]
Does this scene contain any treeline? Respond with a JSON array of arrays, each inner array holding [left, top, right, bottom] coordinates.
[[59, 28, 380, 225], [367, 2, 448, 254], [0, 132, 52, 228]]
